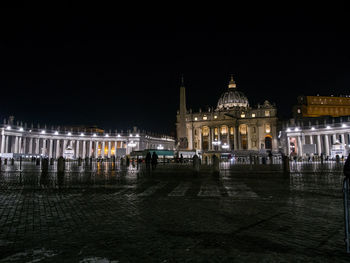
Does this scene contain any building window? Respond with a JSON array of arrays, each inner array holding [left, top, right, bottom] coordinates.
[[241, 113, 245, 118], [239, 124, 247, 135], [265, 124, 271, 133], [194, 117, 198, 121], [214, 128, 218, 135], [297, 109, 301, 114], [220, 126, 227, 135], [202, 126, 209, 136], [203, 116, 207, 120], [230, 127, 234, 135], [252, 113, 256, 118], [265, 110, 270, 117]]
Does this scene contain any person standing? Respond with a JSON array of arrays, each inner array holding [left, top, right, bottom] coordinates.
[[344, 153, 350, 178], [151, 151, 158, 170]]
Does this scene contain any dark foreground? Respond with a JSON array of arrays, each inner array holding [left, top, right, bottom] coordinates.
[[0, 163, 348, 262]]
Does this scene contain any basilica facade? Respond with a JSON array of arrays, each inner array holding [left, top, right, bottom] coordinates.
[[176, 76, 278, 153]]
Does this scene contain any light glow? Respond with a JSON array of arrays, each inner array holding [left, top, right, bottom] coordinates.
[[311, 127, 315, 130], [286, 128, 291, 132], [6, 126, 11, 130], [222, 143, 229, 149], [19, 127, 24, 131], [93, 133, 97, 137], [294, 128, 299, 131], [68, 132, 72, 136], [157, 145, 164, 150], [128, 141, 136, 147], [80, 133, 84, 136], [326, 126, 331, 129], [41, 130, 46, 134], [54, 131, 58, 135], [342, 124, 347, 128], [212, 140, 221, 145]]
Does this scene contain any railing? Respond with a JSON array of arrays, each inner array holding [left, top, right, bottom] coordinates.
[[344, 177, 350, 253]]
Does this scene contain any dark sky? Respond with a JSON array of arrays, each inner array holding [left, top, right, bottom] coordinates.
[[0, 7, 347, 135]]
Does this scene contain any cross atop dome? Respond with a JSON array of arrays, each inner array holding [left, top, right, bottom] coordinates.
[[228, 75, 236, 89]]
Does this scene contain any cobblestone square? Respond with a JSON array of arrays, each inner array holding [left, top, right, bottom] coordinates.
[[0, 163, 349, 262]]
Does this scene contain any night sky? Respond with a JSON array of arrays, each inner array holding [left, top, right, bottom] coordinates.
[[0, 7, 347, 135]]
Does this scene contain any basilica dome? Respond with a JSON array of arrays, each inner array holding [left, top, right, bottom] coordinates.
[[216, 76, 249, 110]]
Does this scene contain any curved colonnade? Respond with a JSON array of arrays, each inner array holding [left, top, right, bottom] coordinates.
[[0, 124, 175, 159]]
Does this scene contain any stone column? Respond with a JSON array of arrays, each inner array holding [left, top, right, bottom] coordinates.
[[309, 135, 313, 144], [5, 136, 9, 153], [247, 126, 251, 150], [238, 128, 242, 150], [297, 136, 303, 156], [82, 141, 86, 158], [75, 140, 80, 158], [114, 141, 117, 156], [218, 128, 221, 150], [341, 134, 345, 145], [108, 141, 111, 158], [0, 132, 5, 154], [29, 138, 33, 154], [19, 137, 23, 154], [208, 128, 212, 150], [234, 126, 239, 150], [102, 141, 105, 158], [35, 138, 40, 154], [88, 140, 92, 157], [332, 134, 337, 144], [317, 135, 322, 154], [301, 134, 305, 148], [55, 139, 60, 158], [49, 139, 53, 158], [95, 141, 99, 158], [22, 137, 26, 154], [325, 135, 330, 156], [14, 136, 18, 153], [287, 136, 291, 156], [43, 139, 47, 156]]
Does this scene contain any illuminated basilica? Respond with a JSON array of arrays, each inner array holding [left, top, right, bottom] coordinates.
[[176, 76, 278, 153]]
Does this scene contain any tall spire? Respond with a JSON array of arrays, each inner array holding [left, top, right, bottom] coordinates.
[[178, 74, 188, 149], [228, 74, 236, 89]]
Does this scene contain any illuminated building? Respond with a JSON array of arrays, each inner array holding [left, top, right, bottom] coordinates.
[[294, 95, 350, 118], [280, 95, 350, 158], [0, 116, 175, 159], [280, 116, 350, 158], [176, 76, 278, 152]]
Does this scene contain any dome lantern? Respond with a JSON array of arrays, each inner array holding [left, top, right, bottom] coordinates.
[[228, 75, 236, 89]]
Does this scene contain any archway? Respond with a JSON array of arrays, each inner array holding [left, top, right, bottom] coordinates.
[[265, 136, 272, 149]]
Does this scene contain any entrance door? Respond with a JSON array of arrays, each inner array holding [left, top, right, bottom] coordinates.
[[265, 136, 272, 149]]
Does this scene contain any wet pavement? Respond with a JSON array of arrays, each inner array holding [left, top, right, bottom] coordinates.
[[0, 161, 349, 262]]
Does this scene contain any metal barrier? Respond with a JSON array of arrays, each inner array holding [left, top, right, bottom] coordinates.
[[344, 177, 350, 253]]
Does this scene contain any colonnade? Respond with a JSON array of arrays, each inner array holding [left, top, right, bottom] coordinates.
[[0, 132, 131, 159], [287, 132, 349, 157]]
